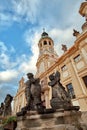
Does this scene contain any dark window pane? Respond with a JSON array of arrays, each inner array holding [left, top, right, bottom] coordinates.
[[61, 65, 67, 71], [82, 76, 87, 87], [66, 83, 76, 99], [44, 41, 47, 45], [49, 41, 51, 45], [74, 54, 81, 62]]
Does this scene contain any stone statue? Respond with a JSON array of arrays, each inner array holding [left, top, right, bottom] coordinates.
[[17, 73, 45, 116], [0, 103, 4, 116], [25, 73, 44, 112], [73, 29, 80, 37], [62, 44, 67, 53], [4, 94, 13, 116], [48, 71, 72, 110]]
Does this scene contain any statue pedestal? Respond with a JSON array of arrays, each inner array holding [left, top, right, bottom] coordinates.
[[0, 116, 4, 125], [16, 110, 87, 130]]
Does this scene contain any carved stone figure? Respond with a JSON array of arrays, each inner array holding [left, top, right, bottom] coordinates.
[[4, 94, 13, 116], [25, 73, 44, 112], [48, 71, 72, 110], [0, 103, 4, 116], [73, 29, 80, 37], [62, 44, 67, 52], [17, 73, 45, 116]]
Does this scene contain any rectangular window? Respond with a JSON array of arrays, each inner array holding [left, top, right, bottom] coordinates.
[[74, 54, 81, 62], [61, 65, 67, 71], [66, 83, 75, 99], [82, 76, 87, 87]]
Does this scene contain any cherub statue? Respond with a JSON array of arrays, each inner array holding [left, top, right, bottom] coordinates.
[[62, 44, 67, 53], [73, 29, 80, 37], [48, 71, 72, 109], [25, 73, 44, 112]]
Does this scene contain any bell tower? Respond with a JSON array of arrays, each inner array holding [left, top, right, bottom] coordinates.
[[36, 30, 58, 77]]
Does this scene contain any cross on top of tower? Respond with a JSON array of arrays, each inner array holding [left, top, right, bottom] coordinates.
[[41, 28, 48, 37], [43, 28, 45, 32]]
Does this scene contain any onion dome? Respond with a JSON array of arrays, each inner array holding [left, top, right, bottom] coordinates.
[[41, 31, 49, 38]]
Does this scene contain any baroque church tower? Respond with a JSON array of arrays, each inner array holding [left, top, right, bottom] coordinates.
[[36, 31, 58, 77]]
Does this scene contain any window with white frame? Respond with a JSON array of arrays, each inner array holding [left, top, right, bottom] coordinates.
[[74, 54, 81, 62], [66, 83, 76, 99], [61, 65, 67, 71]]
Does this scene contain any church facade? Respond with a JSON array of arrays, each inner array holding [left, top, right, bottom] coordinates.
[[13, 1, 87, 114]]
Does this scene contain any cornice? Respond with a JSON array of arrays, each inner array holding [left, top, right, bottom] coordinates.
[[78, 66, 87, 77]]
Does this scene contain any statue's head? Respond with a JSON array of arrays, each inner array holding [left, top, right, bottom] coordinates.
[[27, 73, 34, 79], [4, 94, 13, 104], [49, 73, 55, 81], [1, 102, 4, 107]]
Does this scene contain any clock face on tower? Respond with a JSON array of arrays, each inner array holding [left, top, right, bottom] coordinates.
[[39, 62, 45, 73]]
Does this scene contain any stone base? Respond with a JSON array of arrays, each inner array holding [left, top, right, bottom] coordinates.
[[0, 116, 4, 125], [16, 110, 87, 130], [81, 111, 87, 124]]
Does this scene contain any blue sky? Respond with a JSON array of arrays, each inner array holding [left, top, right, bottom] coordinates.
[[0, 0, 85, 103]]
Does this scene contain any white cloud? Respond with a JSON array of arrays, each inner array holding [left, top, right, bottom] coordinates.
[[10, 46, 16, 53], [0, 41, 18, 69], [19, 30, 40, 75], [0, 41, 7, 53], [0, 31, 40, 85], [0, 39, 39, 84], [0, 13, 10, 21], [12, 0, 40, 23], [0, 70, 19, 83], [49, 27, 74, 55], [0, 53, 9, 68], [0, 42, 10, 69], [0, 13, 13, 28], [0, 0, 84, 29]]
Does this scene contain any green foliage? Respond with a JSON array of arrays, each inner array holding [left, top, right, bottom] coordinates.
[[2, 116, 17, 125]]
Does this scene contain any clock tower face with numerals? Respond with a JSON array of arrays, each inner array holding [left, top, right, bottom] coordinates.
[[36, 31, 58, 77]]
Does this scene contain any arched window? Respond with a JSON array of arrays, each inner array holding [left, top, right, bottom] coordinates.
[[66, 83, 76, 99], [44, 40, 47, 45], [49, 41, 51, 45]]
